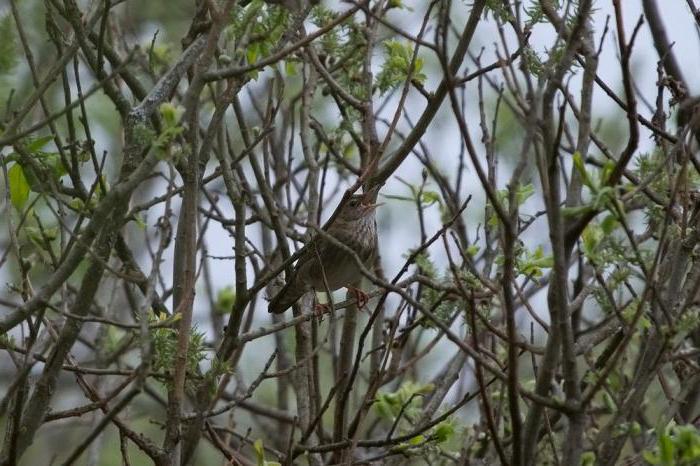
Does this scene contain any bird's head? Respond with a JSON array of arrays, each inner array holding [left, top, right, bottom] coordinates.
[[338, 186, 382, 222]]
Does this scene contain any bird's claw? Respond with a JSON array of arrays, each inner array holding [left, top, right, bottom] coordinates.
[[314, 303, 331, 319], [348, 286, 369, 309]]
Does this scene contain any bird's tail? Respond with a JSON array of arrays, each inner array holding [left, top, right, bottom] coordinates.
[[268, 280, 306, 314]]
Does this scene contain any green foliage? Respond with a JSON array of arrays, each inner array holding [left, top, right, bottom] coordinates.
[[393, 420, 458, 456], [413, 251, 436, 276], [516, 245, 553, 278], [310, 5, 343, 53], [621, 300, 651, 331], [433, 420, 455, 442], [284, 60, 297, 76], [155, 103, 185, 159], [132, 121, 156, 148], [581, 451, 596, 466], [576, 152, 607, 192], [521, 41, 577, 80], [524, 1, 560, 26], [310, 4, 367, 105], [225, 0, 289, 80], [205, 358, 233, 396], [0, 14, 18, 74], [375, 382, 461, 454], [8, 163, 30, 210], [495, 242, 553, 279], [407, 251, 458, 327], [523, 2, 594, 32], [376, 40, 426, 94], [675, 309, 700, 338], [149, 44, 173, 73], [590, 268, 629, 315], [521, 47, 546, 78], [151, 312, 207, 387], [487, 183, 534, 228], [485, 0, 515, 22], [421, 190, 441, 206], [215, 286, 236, 314], [316, 125, 360, 166], [253, 439, 281, 466], [377, 384, 459, 457], [634, 150, 679, 228], [387, 0, 411, 10], [466, 244, 480, 257], [580, 216, 618, 264], [643, 424, 700, 466], [382, 179, 442, 208], [569, 152, 619, 212], [375, 381, 434, 421], [23, 224, 58, 252], [5, 136, 68, 195], [0, 333, 16, 348]]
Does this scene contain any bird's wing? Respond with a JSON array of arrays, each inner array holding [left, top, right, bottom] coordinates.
[[267, 238, 327, 313], [268, 217, 344, 314]]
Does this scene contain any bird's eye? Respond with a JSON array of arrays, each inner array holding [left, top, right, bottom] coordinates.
[[349, 199, 358, 207]]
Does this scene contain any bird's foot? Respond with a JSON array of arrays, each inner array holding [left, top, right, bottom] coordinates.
[[313, 303, 331, 319], [347, 286, 369, 309]]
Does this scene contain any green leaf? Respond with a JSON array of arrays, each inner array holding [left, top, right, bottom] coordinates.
[[377, 40, 426, 94], [375, 396, 393, 420], [517, 245, 553, 278], [600, 160, 616, 185], [25, 226, 51, 251], [26, 136, 54, 153], [421, 191, 441, 205], [643, 424, 700, 466], [42, 152, 68, 179], [581, 224, 603, 259], [159, 103, 184, 128], [0, 14, 18, 73], [629, 422, 642, 436], [581, 452, 596, 466], [516, 183, 535, 205], [247, 43, 259, 65], [433, 420, 455, 442], [8, 163, 30, 211], [659, 433, 674, 465], [600, 214, 618, 235], [285, 61, 297, 76], [572, 151, 595, 190], [562, 205, 594, 217], [68, 198, 85, 212], [253, 439, 265, 466], [216, 286, 236, 314], [642, 450, 661, 465], [415, 383, 435, 395], [134, 214, 147, 230]]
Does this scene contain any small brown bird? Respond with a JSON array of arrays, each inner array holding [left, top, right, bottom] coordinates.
[[268, 186, 381, 314]]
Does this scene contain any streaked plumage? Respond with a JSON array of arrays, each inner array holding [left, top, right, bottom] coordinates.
[[268, 188, 380, 314]]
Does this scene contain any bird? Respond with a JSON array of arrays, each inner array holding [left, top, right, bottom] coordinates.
[[268, 186, 381, 314]]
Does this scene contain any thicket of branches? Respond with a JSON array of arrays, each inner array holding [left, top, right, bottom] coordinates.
[[2, 0, 700, 465]]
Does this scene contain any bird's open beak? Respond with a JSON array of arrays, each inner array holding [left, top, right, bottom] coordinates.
[[362, 201, 383, 212]]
